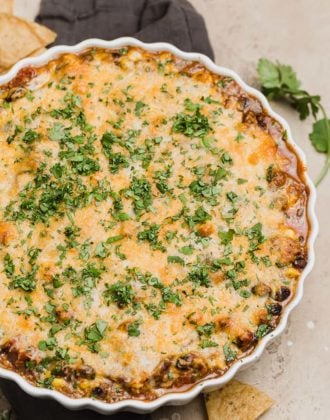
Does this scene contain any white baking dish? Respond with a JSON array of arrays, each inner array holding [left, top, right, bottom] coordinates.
[[0, 37, 318, 414]]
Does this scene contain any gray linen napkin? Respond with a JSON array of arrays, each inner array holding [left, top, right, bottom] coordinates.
[[36, 0, 214, 59]]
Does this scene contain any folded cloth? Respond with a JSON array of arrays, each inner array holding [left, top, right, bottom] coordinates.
[[36, 0, 214, 59]]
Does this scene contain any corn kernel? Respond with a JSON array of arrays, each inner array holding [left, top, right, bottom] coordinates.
[[79, 379, 91, 391], [52, 378, 65, 389], [285, 268, 300, 279]]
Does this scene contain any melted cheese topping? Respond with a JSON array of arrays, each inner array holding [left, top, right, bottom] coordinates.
[[0, 47, 309, 402]]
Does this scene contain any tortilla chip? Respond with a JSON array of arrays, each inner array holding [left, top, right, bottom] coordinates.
[[0, 14, 44, 68], [0, 14, 56, 68], [204, 380, 274, 420], [29, 21, 57, 45], [0, 0, 13, 14]]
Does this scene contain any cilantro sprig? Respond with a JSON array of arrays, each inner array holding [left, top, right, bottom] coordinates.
[[257, 58, 330, 186]]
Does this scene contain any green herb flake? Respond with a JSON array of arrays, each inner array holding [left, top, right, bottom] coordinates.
[[256, 323, 272, 338], [223, 342, 237, 362], [199, 339, 218, 349], [104, 281, 135, 307], [179, 246, 194, 255], [128, 320, 141, 337], [172, 109, 211, 138]]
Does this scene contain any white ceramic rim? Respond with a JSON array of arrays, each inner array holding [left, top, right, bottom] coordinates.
[[0, 37, 318, 414]]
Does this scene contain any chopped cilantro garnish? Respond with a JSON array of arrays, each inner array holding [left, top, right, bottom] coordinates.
[[6, 125, 23, 144], [128, 320, 141, 337], [189, 179, 219, 203], [167, 256, 185, 265], [3, 254, 15, 278], [137, 224, 165, 252], [38, 337, 58, 351], [221, 152, 233, 165], [161, 287, 182, 306], [184, 98, 202, 112], [256, 324, 272, 338], [197, 322, 215, 337], [48, 122, 66, 141], [226, 191, 238, 202], [218, 229, 235, 245], [199, 339, 218, 349], [237, 178, 248, 184], [84, 320, 107, 352], [10, 271, 37, 292], [135, 101, 147, 117], [239, 289, 252, 298], [69, 154, 100, 175], [179, 246, 194, 255], [106, 235, 124, 244], [95, 242, 108, 259], [125, 177, 152, 215], [22, 129, 40, 144], [245, 223, 265, 251], [186, 206, 212, 228], [172, 109, 211, 138], [223, 342, 237, 362], [103, 281, 135, 307], [188, 265, 211, 287]]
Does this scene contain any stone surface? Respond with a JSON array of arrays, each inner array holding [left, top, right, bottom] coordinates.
[[2, 0, 330, 419]]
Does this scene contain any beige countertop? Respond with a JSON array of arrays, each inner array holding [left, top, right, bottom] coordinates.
[[2, 1, 330, 419]]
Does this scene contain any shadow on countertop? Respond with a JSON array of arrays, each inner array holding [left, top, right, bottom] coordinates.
[[0, 379, 148, 420]]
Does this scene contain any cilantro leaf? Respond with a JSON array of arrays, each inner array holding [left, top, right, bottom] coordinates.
[[257, 57, 330, 186], [257, 59, 300, 93], [257, 58, 319, 119], [309, 118, 330, 153], [277, 63, 301, 90], [257, 58, 281, 89]]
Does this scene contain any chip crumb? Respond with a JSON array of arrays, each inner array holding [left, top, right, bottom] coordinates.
[[204, 379, 274, 420], [306, 321, 315, 330]]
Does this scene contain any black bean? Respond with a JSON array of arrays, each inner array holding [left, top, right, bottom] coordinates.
[[274, 286, 291, 302], [267, 303, 282, 316], [234, 331, 257, 352], [176, 354, 193, 371], [76, 365, 96, 380], [293, 255, 307, 269], [92, 386, 106, 398]]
